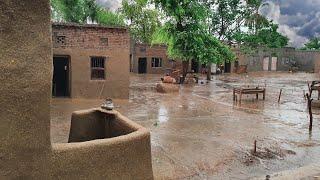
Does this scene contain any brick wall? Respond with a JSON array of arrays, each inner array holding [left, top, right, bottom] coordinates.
[[52, 23, 130, 99], [52, 23, 129, 50]]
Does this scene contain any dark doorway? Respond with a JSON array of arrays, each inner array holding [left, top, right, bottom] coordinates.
[[224, 61, 231, 73], [191, 60, 199, 73], [52, 56, 70, 97], [138, 58, 147, 74]]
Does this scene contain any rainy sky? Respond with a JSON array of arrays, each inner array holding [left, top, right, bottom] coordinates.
[[97, 0, 320, 48]]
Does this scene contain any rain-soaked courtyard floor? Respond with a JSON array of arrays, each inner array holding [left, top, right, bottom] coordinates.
[[51, 72, 320, 179]]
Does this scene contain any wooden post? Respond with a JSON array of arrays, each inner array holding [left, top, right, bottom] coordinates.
[[278, 89, 282, 103], [306, 93, 313, 131], [254, 140, 257, 153], [308, 83, 312, 95]]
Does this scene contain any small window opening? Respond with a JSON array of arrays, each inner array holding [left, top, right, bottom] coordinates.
[[91, 57, 105, 80], [152, 58, 162, 68], [100, 37, 108, 45], [55, 36, 66, 45]]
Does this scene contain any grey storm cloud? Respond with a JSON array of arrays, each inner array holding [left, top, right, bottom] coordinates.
[[260, 0, 320, 47]]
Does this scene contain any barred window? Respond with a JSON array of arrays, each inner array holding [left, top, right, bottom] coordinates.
[[152, 58, 162, 68], [91, 57, 105, 80]]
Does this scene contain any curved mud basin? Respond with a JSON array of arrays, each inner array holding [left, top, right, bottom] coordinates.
[[51, 72, 320, 179]]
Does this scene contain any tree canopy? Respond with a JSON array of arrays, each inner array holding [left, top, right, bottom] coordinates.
[[152, 0, 235, 65], [231, 1, 289, 54], [234, 22, 289, 54], [205, 0, 247, 42], [50, 0, 125, 26], [120, 0, 161, 43], [301, 37, 320, 50]]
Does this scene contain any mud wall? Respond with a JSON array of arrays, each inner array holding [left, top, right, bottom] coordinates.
[[236, 48, 320, 72], [314, 53, 320, 73], [132, 43, 173, 74], [52, 109, 154, 179], [294, 50, 320, 72], [0, 0, 53, 178], [52, 23, 130, 99]]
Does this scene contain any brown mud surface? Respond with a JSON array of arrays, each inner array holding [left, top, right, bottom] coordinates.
[[51, 72, 320, 179]]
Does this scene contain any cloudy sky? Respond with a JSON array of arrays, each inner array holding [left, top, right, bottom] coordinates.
[[96, 0, 122, 11], [97, 0, 320, 48], [260, 0, 320, 47]]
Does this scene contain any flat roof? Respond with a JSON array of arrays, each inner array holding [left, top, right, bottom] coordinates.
[[135, 43, 167, 47], [52, 22, 128, 31]]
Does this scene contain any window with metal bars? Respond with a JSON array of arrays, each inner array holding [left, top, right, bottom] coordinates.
[[91, 57, 105, 80], [151, 57, 162, 68]]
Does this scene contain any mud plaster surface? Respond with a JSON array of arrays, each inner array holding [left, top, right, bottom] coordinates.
[[51, 72, 320, 179]]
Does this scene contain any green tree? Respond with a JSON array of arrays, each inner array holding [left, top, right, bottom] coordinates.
[[205, 0, 247, 42], [51, 0, 65, 21], [96, 8, 125, 26], [244, 0, 270, 34], [203, 0, 247, 78], [51, 0, 125, 26], [301, 37, 320, 50], [153, 0, 235, 80], [234, 22, 289, 54], [232, 0, 289, 55], [120, 0, 161, 43]]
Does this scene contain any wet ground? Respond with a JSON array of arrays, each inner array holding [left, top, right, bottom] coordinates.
[[51, 72, 320, 179]]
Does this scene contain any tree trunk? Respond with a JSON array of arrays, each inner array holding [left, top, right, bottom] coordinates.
[[182, 60, 189, 76], [206, 63, 212, 81], [181, 60, 189, 84]]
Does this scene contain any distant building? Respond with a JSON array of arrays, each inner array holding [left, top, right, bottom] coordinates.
[[130, 43, 181, 74], [52, 23, 130, 99], [234, 47, 320, 73]]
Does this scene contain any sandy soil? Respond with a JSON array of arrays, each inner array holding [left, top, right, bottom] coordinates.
[[51, 72, 320, 179]]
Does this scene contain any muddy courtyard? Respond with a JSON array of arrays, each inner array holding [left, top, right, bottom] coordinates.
[[51, 72, 320, 179]]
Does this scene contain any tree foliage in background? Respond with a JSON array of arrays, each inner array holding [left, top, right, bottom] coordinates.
[[152, 0, 235, 78], [120, 0, 161, 44], [205, 0, 247, 43], [301, 37, 320, 50], [50, 0, 125, 26], [96, 8, 125, 26], [234, 22, 289, 54], [231, 0, 289, 55], [244, 0, 270, 34]]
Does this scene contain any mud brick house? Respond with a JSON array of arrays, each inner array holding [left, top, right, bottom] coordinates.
[[52, 23, 130, 99], [131, 43, 182, 74]]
